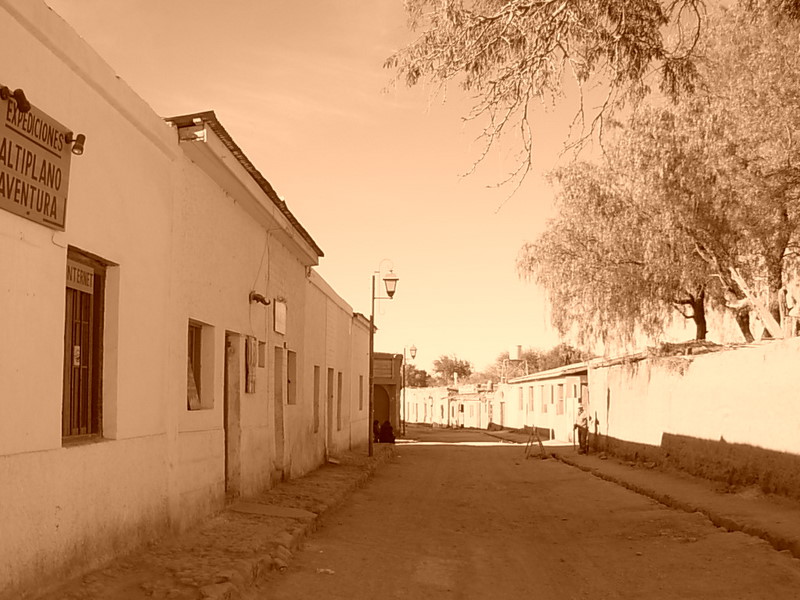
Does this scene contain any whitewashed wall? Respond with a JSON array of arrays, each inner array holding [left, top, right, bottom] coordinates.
[[588, 337, 800, 454], [0, 1, 370, 596], [0, 1, 176, 593]]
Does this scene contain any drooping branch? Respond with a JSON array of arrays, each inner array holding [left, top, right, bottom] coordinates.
[[387, 0, 706, 187]]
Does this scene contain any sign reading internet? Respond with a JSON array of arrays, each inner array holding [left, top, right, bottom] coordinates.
[[0, 96, 72, 230]]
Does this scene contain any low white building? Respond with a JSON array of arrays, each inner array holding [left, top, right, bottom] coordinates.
[[405, 384, 491, 429], [1, 2, 369, 596], [405, 365, 589, 443], [497, 363, 589, 441]]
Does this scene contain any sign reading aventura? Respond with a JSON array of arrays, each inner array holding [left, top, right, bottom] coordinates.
[[0, 94, 72, 230]]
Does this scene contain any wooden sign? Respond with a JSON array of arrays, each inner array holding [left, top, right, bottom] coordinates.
[[0, 96, 72, 230]]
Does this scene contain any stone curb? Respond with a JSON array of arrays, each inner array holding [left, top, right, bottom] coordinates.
[[202, 445, 396, 600], [554, 454, 800, 561]]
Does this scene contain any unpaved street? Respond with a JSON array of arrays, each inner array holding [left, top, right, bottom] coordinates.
[[250, 427, 800, 599]]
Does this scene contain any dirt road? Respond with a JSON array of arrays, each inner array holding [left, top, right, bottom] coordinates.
[[249, 427, 800, 599]]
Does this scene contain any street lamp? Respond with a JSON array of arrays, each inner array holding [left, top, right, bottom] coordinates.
[[402, 344, 417, 436], [368, 264, 399, 457]]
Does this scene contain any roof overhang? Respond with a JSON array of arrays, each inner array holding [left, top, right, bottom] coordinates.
[[166, 111, 323, 267]]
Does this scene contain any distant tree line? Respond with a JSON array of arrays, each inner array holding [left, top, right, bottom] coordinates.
[[404, 345, 591, 388]]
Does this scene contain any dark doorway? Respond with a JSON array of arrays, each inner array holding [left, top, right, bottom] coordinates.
[[374, 385, 390, 425], [224, 332, 241, 500]]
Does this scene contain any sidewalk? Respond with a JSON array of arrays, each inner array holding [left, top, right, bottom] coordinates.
[[486, 428, 800, 559], [28, 445, 395, 600]]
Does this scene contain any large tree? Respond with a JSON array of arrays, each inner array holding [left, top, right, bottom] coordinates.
[[518, 5, 800, 346], [518, 157, 715, 345], [700, 7, 800, 327], [618, 8, 800, 338]]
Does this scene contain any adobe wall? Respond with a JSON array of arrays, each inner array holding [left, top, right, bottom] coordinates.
[[588, 337, 800, 498], [0, 2, 177, 595], [0, 2, 372, 596]]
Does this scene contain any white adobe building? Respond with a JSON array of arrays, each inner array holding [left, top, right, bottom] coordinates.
[[1, 2, 369, 597], [495, 363, 589, 441], [405, 364, 589, 443]]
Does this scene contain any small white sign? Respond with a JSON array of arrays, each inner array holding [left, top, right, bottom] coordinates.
[[66, 259, 94, 294], [274, 300, 287, 335]]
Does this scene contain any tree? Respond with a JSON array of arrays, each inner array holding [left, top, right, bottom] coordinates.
[[432, 354, 473, 385], [538, 343, 593, 370], [405, 364, 432, 387], [386, 0, 703, 186], [617, 7, 800, 339], [700, 7, 800, 329], [519, 4, 800, 347], [386, 1, 800, 186], [518, 154, 716, 346], [478, 345, 592, 382]]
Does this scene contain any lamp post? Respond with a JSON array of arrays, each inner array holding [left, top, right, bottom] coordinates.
[[368, 265, 399, 457], [401, 344, 417, 436]]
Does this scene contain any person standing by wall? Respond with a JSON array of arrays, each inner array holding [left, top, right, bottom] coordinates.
[[574, 404, 589, 454]]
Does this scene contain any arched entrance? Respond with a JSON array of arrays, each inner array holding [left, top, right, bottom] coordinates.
[[374, 385, 390, 425]]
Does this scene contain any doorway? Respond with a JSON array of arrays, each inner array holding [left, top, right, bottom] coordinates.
[[326, 367, 335, 451], [224, 332, 241, 500], [274, 347, 286, 478], [374, 385, 390, 425]]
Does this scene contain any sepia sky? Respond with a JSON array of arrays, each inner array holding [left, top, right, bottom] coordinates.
[[44, 0, 579, 372]]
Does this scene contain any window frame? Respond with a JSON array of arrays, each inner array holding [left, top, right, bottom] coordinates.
[[187, 320, 214, 410], [62, 249, 106, 442]]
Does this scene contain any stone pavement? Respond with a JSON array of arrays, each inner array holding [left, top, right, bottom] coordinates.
[[485, 428, 800, 560], [30, 445, 395, 600]]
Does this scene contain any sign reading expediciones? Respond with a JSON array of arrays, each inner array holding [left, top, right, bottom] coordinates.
[[0, 95, 72, 230]]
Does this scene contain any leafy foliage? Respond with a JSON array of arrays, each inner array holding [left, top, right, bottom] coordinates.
[[518, 155, 713, 345], [518, 5, 800, 347], [387, 1, 800, 187], [405, 364, 432, 387], [432, 354, 473, 385], [473, 344, 592, 383], [386, 0, 704, 185]]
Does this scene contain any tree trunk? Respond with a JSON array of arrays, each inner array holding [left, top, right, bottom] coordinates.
[[734, 306, 755, 343], [761, 201, 791, 339], [762, 248, 787, 339], [729, 267, 782, 339], [691, 291, 707, 341]]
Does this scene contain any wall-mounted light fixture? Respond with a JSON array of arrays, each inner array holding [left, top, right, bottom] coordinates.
[[0, 86, 31, 113], [65, 132, 86, 156], [249, 291, 270, 305]]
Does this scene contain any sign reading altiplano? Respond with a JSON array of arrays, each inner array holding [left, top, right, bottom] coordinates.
[[0, 95, 72, 230]]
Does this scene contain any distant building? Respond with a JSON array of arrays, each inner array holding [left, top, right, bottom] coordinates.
[[405, 363, 589, 443], [372, 352, 402, 431], [497, 363, 589, 441]]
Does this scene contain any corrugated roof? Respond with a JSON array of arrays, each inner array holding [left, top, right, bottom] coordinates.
[[166, 110, 323, 258]]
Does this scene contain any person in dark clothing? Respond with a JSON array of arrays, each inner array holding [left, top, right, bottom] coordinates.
[[379, 420, 395, 444], [573, 404, 589, 454], [373, 420, 381, 444]]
